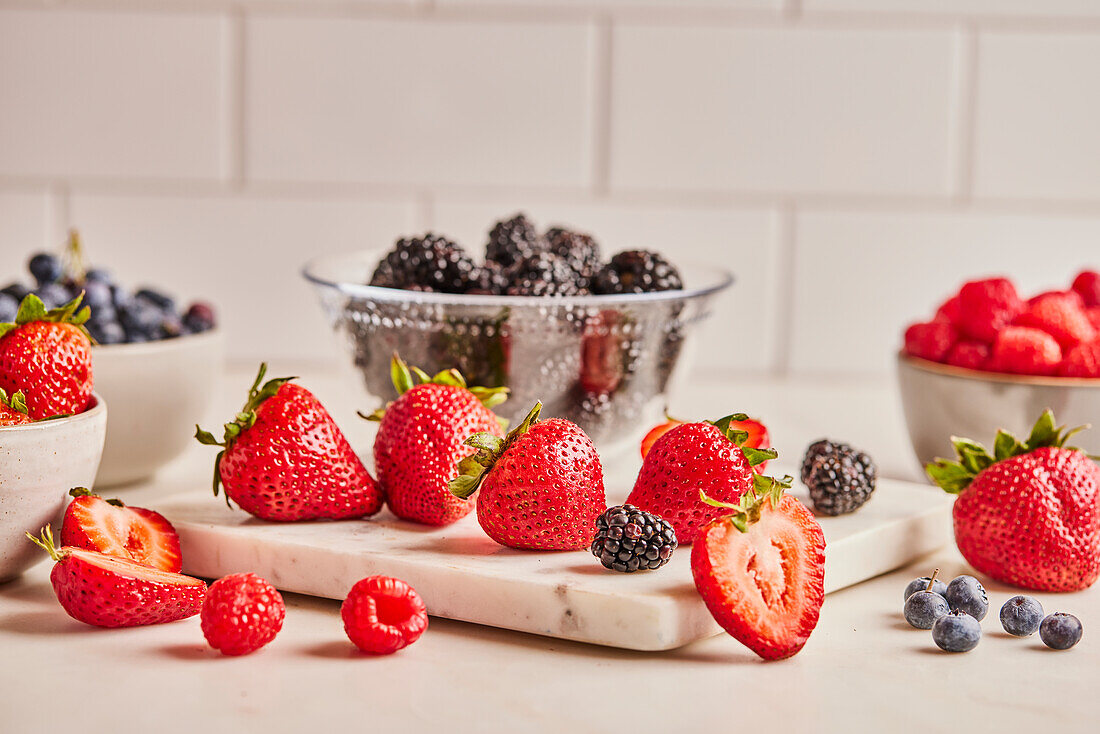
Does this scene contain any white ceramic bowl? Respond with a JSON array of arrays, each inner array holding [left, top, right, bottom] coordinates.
[[897, 353, 1100, 471], [0, 394, 107, 581], [92, 329, 224, 487]]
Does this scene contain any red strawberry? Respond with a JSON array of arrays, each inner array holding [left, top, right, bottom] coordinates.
[[342, 575, 428, 654], [934, 294, 962, 324], [1027, 289, 1085, 309], [627, 414, 780, 545], [1060, 340, 1100, 378], [196, 363, 383, 522], [202, 573, 286, 656], [945, 340, 990, 371], [640, 415, 771, 474], [368, 355, 508, 526], [640, 419, 682, 459], [1016, 292, 1096, 349], [991, 326, 1062, 375], [955, 277, 1023, 343], [1087, 307, 1100, 332], [26, 525, 205, 628], [1071, 270, 1100, 307], [60, 487, 182, 572], [0, 293, 93, 419], [927, 411, 1100, 592], [449, 402, 607, 550], [691, 485, 826, 661], [903, 321, 957, 362], [0, 387, 32, 426]]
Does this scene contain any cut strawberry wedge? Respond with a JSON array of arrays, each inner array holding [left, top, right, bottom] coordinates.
[[641, 416, 771, 473], [60, 488, 182, 573], [691, 494, 825, 660]]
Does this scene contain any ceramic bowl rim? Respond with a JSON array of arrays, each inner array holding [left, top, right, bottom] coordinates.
[[897, 352, 1100, 388], [301, 250, 734, 307], [0, 391, 106, 433], [90, 327, 223, 358]]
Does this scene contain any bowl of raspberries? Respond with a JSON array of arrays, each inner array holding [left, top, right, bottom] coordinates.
[[898, 270, 1100, 467], [2, 232, 224, 487], [303, 213, 732, 456]]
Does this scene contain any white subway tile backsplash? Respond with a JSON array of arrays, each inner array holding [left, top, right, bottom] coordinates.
[[437, 0, 781, 9], [0, 10, 228, 180], [791, 210, 1100, 375], [68, 193, 419, 362], [805, 0, 1100, 18], [431, 199, 780, 371], [246, 17, 594, 188], [0, 191, 52, 261], [973, 32, 1100, 202], [610, 25, 960, 197]]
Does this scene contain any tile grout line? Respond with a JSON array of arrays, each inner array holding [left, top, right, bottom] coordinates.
[[952, 22, 980, 204], [589, 15, 613, 197]]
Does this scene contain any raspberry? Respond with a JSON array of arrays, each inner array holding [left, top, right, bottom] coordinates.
[[991, 326, 1062, 375], [200, 573, 285, 656], [1060, 340, 1100, 378], [1015, 292, 1096, 349], [934, 294, 962, 324], [1088, 307, 1100, 332], [341, 576, 428, 654], [1071, 270, 1100, 308], [903, 321, 956, 362], [956, 277, 1023, 343], [945, 341, 990, 371]]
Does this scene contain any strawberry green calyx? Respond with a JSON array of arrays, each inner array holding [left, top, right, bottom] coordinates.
[[699, 472, 793, 534], [360, 352, 510, 422], [194, 362, 296, 503], [25, 524, 66, 562], [926, 409, 1093, 494], [448, 401, 541, 500], [709, 413, 777, 469], [69, 486, 124, 508], [0, 388, 29, 415], [0, 292, 92, 341]]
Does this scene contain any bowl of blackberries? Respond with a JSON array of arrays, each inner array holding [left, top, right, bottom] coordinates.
[[303, 213, 732, 456], [2, 233, 223, 487]]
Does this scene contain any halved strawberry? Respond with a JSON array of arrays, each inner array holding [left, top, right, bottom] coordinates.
[[27, 525, 205, 628], [690, 486, 826, 661], [640, 415, 770, 473], [60, 487, 182, 573]]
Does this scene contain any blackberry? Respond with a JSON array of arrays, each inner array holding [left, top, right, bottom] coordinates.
[[369, 234, 477, 294], [593, 250, 683, 294], [590, 504, 677, 573], [468, 260, 509, 295], [802, 440, 877, 516], [505, 252, 584, 296], [546, 227, 601, 290], [485, 213, 547, 271]]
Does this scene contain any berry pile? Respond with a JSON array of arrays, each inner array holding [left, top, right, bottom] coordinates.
[[902, 569, 1084, 652], [1, 232, 216, 345], [903, 270, 1100, 377], [800, 439, 877, 516], [367, 212, 684, 297]]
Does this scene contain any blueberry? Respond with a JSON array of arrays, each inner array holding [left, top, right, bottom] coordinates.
[[35, 283, 71, 309], [183, 301, 216, 333], [904, 575, 948, 601], [110, 284, 132, 309], [0, 293, 17, 322], [85, 268, 112, 284], [932, 610, 982, 653], [2, 282, 31, 303], [28, 253, 63, 285], [904, 590, 950, 630], [88, 320, 126, 345], [1000, 596, 1044, 637], [945, 575, 988, 621], [134, 287, 175, 312], [83, 280, 113, 310], [1040, 613, 1083, 650], [120, 300, 164, 338]]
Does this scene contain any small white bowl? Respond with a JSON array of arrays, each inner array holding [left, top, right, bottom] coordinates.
[[897, 353, 1100, 471], [0, 394, 107, 581], [92, 329, 224, 487]]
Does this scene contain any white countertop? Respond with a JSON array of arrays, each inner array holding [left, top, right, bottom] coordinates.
[[2, 366, 1097, 733]]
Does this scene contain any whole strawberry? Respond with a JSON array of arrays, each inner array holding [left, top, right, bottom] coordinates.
[[0, 387, 32, 426], [27, 525, 205, 628], [927, 410, 1100, 592], [61, 487, 182, 572], [367, 355, 507, 526], [449, 402, 607, 550], [202, 573, 286, 656], [627, 414, 778, 545], [0, 293, 93, 419], [691, 483, 826, 661], [196, 363, 383, 522]]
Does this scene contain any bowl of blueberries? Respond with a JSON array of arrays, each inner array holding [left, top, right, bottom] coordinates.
[[2, 232, 223, 487], [303, 213, 732, 459]]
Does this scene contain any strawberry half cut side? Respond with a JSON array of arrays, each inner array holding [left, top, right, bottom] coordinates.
[[61, 487, 183, 573], [690, 481, 826, 661]]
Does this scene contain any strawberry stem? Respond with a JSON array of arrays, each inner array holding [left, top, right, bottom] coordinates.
[[448, 401, 540, 500], [25, 525, 64, 562], [366, 352, 510, 422]]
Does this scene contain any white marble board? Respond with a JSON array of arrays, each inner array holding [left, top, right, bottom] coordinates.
[[159, 473, 953, 651]]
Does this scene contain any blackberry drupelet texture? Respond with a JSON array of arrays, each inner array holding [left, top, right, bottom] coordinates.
[[591, 504, 677, 573], [801, 439, 877, 516], [546, 227, 601, 290], [505, 252, 585, 296], [485, 213, 546, 271], [593, 250, 683, 294], [369, 233, 478, 294]]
